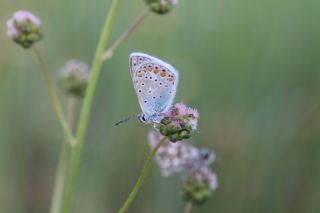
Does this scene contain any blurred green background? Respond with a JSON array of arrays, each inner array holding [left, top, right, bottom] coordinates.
[[1, 0, 320, 212]]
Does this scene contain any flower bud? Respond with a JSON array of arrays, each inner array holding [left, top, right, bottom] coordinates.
[[59, 60, 90, 98], [6, 10, 42, 49], [181, 168, 218, 205], [157, 103, 199, 142], [145, 0, 178, 15]]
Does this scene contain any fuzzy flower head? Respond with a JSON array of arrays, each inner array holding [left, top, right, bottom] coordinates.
[[184, 148, 215, 171], [148, 131, 199, 176], [181, 168, 218, 205], [149, 131, 215, 175], [145, 0, 178, 15], [157, 102, 199, 142], [6, 10, 42, 48], [59, 60, 90, 98]]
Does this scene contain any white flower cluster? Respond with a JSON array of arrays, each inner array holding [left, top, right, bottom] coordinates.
[[148, 131, 218, 190]]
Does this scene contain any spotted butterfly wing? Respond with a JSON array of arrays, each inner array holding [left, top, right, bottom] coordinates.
[[129, 52, 179, 123]]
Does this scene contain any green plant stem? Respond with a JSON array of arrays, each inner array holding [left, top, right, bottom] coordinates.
[[184, 202, 193, 213], [101, 7, 151, 61], [32, 46, 75, 146], [50, 143, 69, 213], [50, 97, 77, 213], [61, 0, 122, 212], [118, 136, 168, 213]]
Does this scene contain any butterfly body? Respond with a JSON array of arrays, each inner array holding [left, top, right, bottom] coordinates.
[[129, 52, 179, 124]]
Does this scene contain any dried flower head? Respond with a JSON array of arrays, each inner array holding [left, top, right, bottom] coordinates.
[[145, 0, 178, 15], [59, 60, 90, 98], [181, 168, 218, 205], [6, 10, 42, 48], [157, 102, 199, 142]]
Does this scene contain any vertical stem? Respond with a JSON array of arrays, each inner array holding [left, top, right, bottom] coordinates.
[[184, 202, 193, 213], [50, 98, 77, 213], [62, 0, 122, 212], [50, 144, 69, 213], [101, 7, 151, 61], [118, 136, 167, 213], [32, 46, 75, 145]]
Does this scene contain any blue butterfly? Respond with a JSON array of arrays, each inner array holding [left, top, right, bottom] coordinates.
[[129, 52, 179, 124]]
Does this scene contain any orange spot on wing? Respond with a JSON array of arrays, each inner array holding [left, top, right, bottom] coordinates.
[[153, 68, 159, 74], [160, 72, 166, 77]]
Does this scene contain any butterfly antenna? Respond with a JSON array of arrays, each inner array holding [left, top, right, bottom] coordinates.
[[113, 116, 133, 126]]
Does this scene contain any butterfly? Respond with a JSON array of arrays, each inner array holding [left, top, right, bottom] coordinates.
[[129, 52, 179, 124]]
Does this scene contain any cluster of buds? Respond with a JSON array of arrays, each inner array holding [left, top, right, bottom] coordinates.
[[6, 10, 42, 49], [181, 167, 218, 204], [148, 131, 218, 205], [145, 0, 178, 15], [59, 60, 90, 98], [157, 103, 199, 142]]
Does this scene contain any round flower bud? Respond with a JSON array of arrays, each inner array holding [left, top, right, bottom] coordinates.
[[59, 60, 90, 98], [145, 0, 178, 15], [181, 168, 218, 205], [6, 10, 42, 49], [156, 103, 199, 142]]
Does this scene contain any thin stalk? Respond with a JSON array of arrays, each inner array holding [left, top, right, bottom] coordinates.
[[61, 0, 122, 212], [118, 136, 167, 213], [50, 97, 77, 213], [32, 46, 75, 145], [101, 7, 151, 61], [184, 202, 193, 213]]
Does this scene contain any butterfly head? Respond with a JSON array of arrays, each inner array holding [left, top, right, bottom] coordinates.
[[137, 113, 148, 124], [137, 113, 164, 124]]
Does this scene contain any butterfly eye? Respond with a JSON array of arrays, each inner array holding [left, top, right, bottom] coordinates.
[[138, 114, 147, 123]]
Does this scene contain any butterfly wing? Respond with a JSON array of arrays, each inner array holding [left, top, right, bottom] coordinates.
[[129, 52, 152, 76], [129, 52, 179, 119]]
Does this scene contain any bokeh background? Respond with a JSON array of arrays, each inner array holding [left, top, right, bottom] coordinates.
[[1, 0, 320, 212]]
